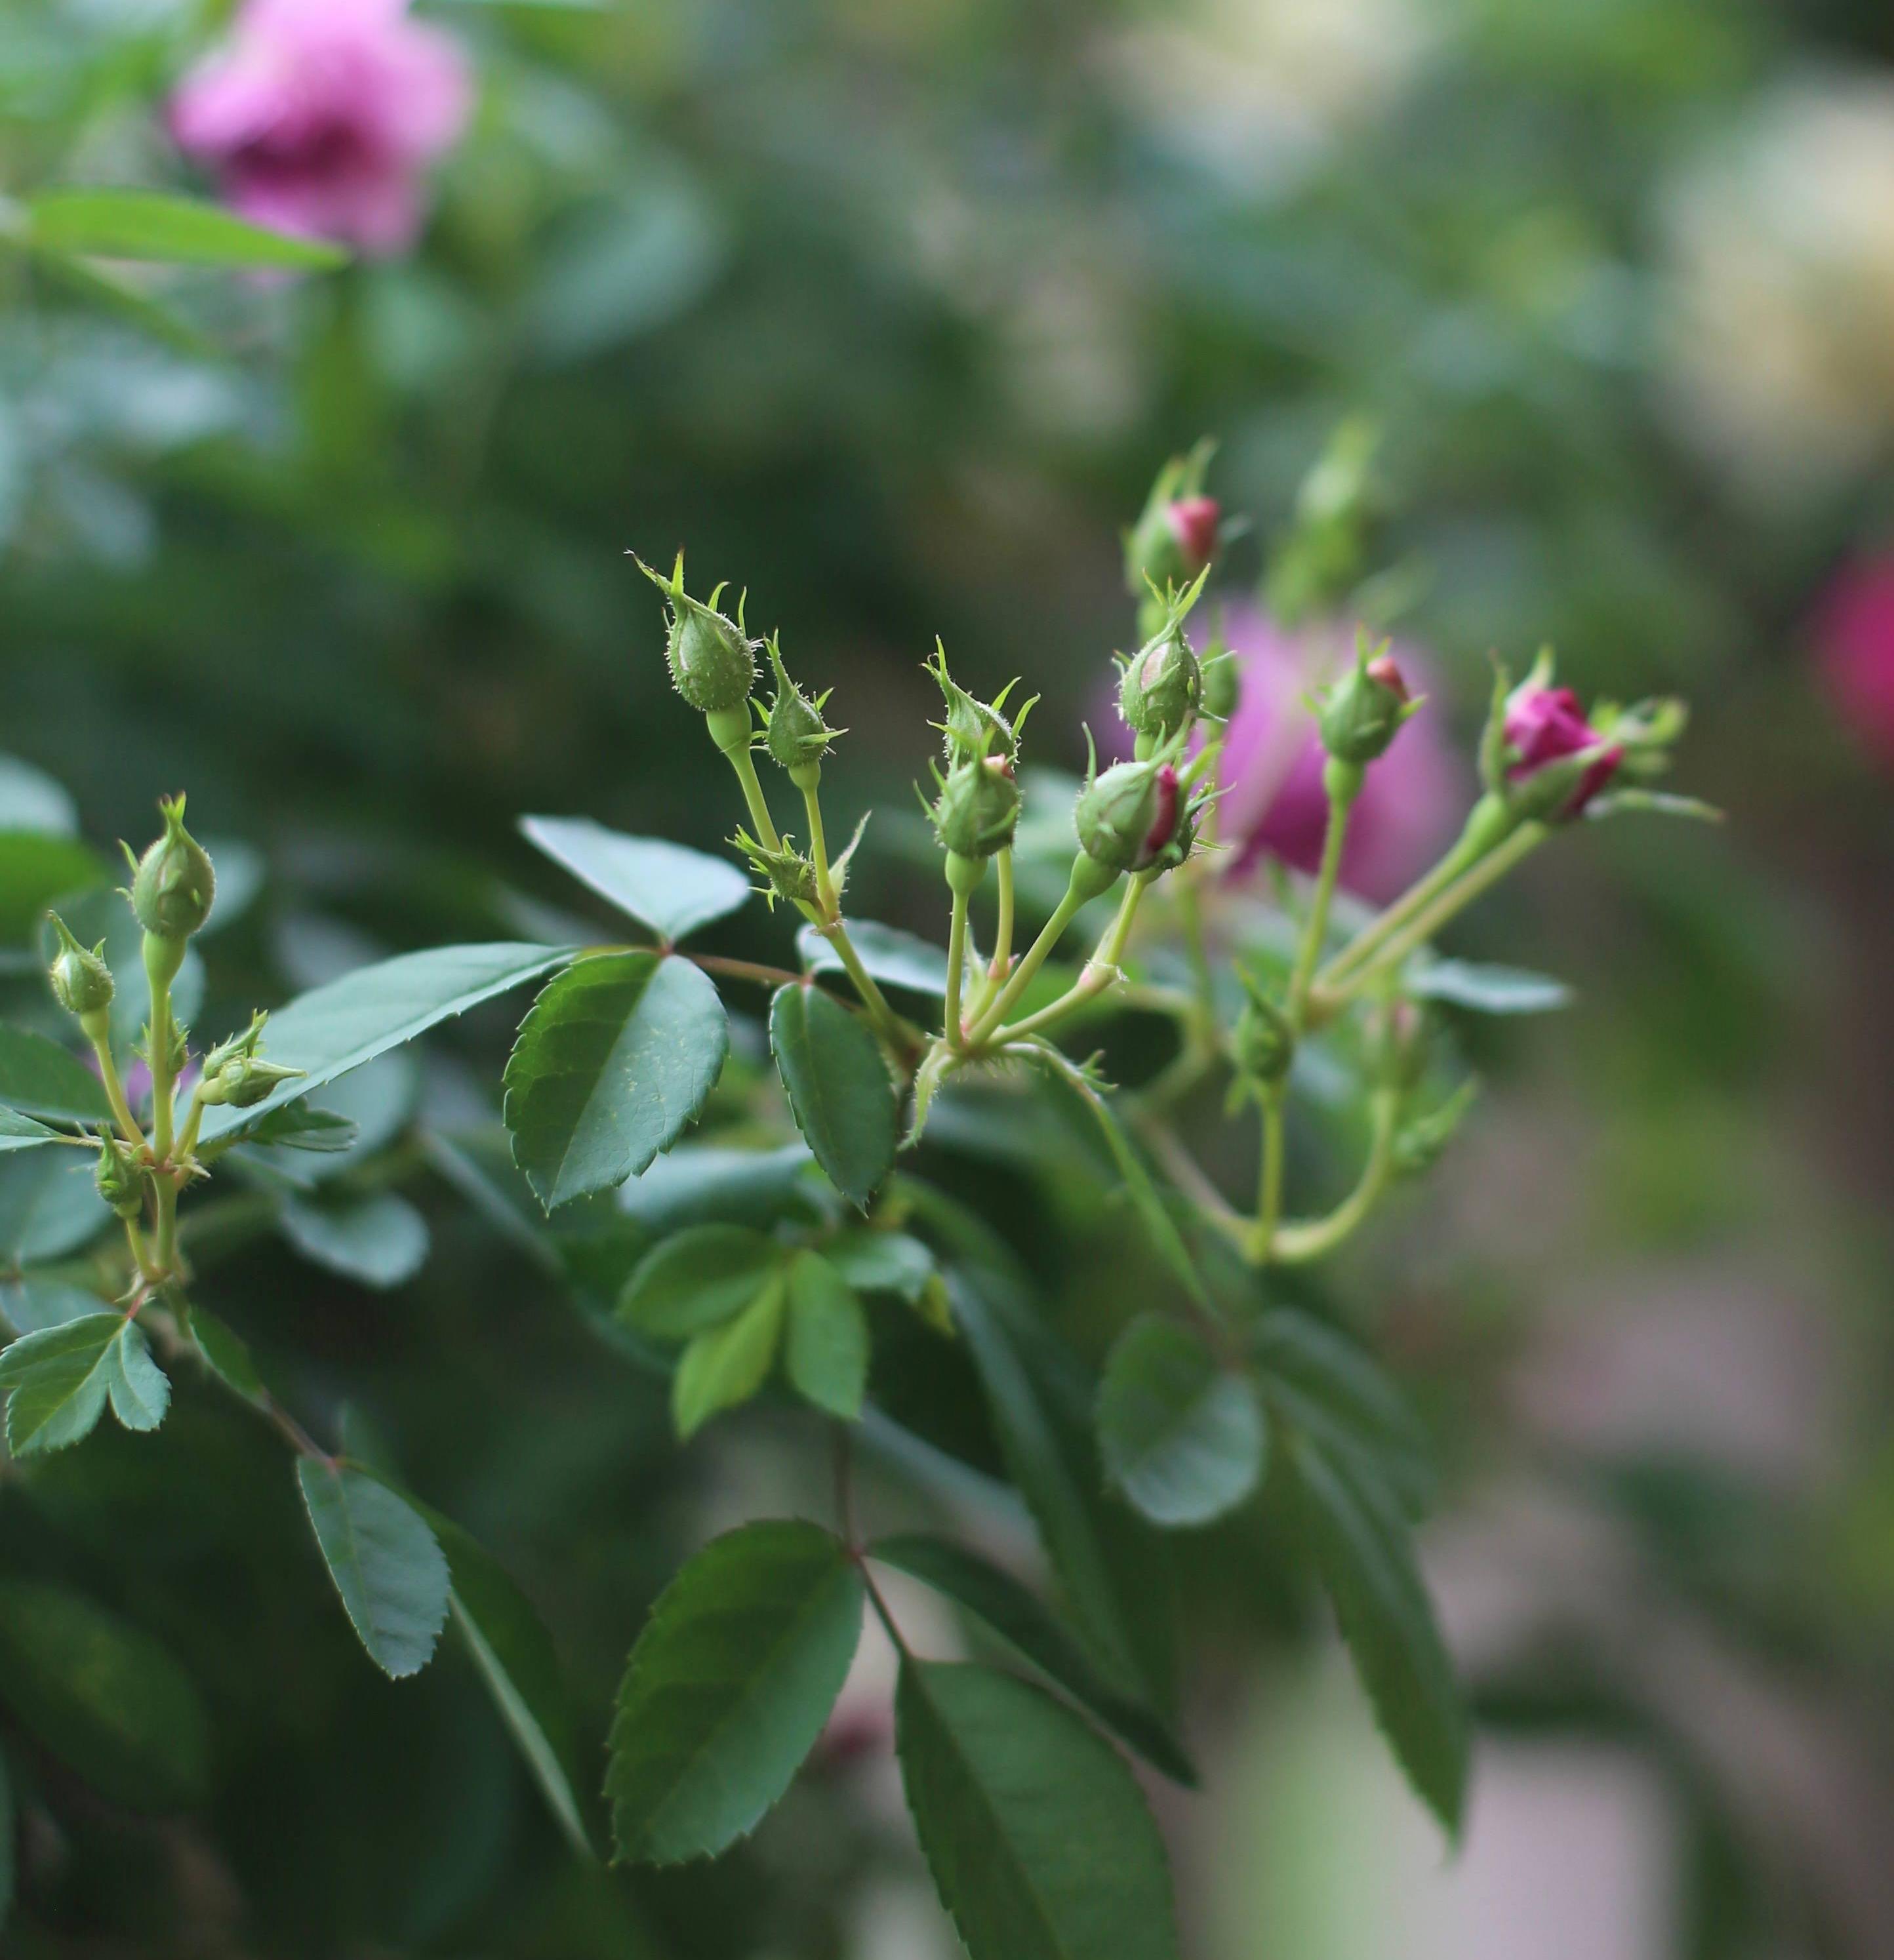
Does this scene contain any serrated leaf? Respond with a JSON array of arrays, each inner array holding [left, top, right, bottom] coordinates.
[[872, 1534, 1195, 1786], [618, 1224, 781, 1340], [197, 942, 575, 1143], [769, 983, 895, 1210], [296, 1458, 451, 1679], [0, 1312, 121, 1454], [28, 188, 347, 268], [796, 919, 951, 996], [1097, 1318, 1264, 1529], [826, 1228, 935, 1302], [784, 1250, 868, 1419], [672, 1273, 786, 1439], [0, 1580, 209, 1809], [521, 815, 750, 942], [279, 1191, 430, 1290], [103, 1321, 169, 1432], [607, 1519, 863, 1863], [504, 951, 728, 1210], [0, 1027, 113, 1122], [184, 1303, 264, 1403], [0, 1108, 59, 1151], [896, 1659, 1180, 1960], [1407, 959, 1571, 1014], [1284, 1428, 1468, 1835]]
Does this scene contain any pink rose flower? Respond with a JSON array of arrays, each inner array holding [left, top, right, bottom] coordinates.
[[1211, 609, 1464, 901], [1814, 555, 1894, 767], [1502, 681, 1621, 817], [169, 0, 472, 258]]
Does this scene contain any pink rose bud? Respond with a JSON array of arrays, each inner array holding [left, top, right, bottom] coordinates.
[[1164, 496, 1220, 573], [1365, 652, 1409, 702], [1140, 764, 1181, 868], [1503, 683, 1621, 818], [168, 0, 473, 258]]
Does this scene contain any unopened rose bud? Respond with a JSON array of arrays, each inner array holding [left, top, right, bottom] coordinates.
[[94, 1134, 145, 1219], [128, 795, 215, 942], [199, 1010, 303, 1108], [1117, 620, 1201, 750], [927, 642, 1032, 767], [634, 552, 758, 732], [1124, 440, 1217, 597], [1235, 974, 1294, 1084], [762, 637, 841, 784], [47, 913, 114, 1026], [732, 829, 820, 910], [1317, 639, 1417, 769], [1500, 661, 1622, 821], [1075, 753, 1182, 875], [1167, 496, 1220, 573], [930, 754, 1020, 861]]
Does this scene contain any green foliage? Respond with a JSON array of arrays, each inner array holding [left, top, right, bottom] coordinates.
[[896, 1660, 1180, 1960], [296, 1459, 452, 1680], [797, 919, 952, 997], [671, 1275, 787, 1439], [768, 982, 896, 1210], [0, 1312, 167, 1454], [521, 816, 751, 942], [782, 1248, 869, 1419], [24, 188, 348, 267], [606, 1521, 863, 1863], [0, 1026, 113, 1121], [279, 1191, 431, 1289], [504, 951, 728, 1209]]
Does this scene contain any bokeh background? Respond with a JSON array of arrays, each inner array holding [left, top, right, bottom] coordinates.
[[3, 1, 1894, 1956]]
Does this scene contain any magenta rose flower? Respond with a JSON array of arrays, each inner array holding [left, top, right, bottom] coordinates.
[[1210, 609, 1464, 901], [1502, 679, 1622, 818], [1814, 555, 1894, 767], [169, 0, 472, 258]]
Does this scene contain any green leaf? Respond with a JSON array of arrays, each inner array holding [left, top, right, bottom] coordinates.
[[872, 1534, 1195, 1786], [27, 188, 348, 268], [39, 888, 203, 1054], [1406, 959, 1571, 1014], [0, 1580, 209, 1809], [22, 245, 214, 357], [769, 983, 895, 1210], [296, 1458, 451, 1679], [0, 756, 77, 836], [895, 1659, 1180, 1960], [0, 1108, 59, 1151], [520, 816, 750, 942], [1097, 1318, 1264, 1529], [784, 1249, 868, 1419], [0, 833, 106, 942], [0, 1742, 12, 1933], [826, 1228, 935, 1302], [1283, 1427, 1468, 1835], [237, 1102, 361, 1153], [672, 1273, 786, 1439], [198, 942, 574, 1143], [184, 1303, 264, 1403], [0, 1277, 109, 1334], [618, 1141, 817, 1233], [619, 1224, 782, 1340], [504, 951, 728, 1210], [279, 1191, 430, 1290], [796, 919, 950, 997], [0, 1026, 113, 1121], [0, 1312, 120, 1453], [414, 1504, 596, 1859], [606, 1519, 863, 1863], [0, 1150, 110, 1263], [104, 1320, 169, 1432]]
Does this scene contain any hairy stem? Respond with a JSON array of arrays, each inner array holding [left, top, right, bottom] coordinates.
[[801, 778, 837, 918], [944, 886, 970, 1049], [1287, 771, 1356, 1026], [965, 881, 1095, 1045], [88, 1031, 146, 1153]]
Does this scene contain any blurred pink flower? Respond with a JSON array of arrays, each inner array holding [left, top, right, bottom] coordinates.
[[1213, 608, 1464, 901], [169, 0, 472, 257], [1814, 555, 1894, 767], [1504, 681, 1621, 817]]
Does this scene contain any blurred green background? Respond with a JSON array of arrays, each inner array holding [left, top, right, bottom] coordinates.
[[3, 0, 1893, 1955]]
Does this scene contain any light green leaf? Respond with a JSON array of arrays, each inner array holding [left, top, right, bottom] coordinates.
[[872, 1534, 1195, 1786], [0, 757, 77, 836], [104, 1320, 169, 1432], [1097, 1318, 1264, 1529], [672, 1273, 785, 1439], [296, 1458, 451, 1679], [28, 188, 347, 268], [826, 1228, 935, 1302], [184, 1303, 264, 1403], [896, 1659, 1180, 1960], [1407, 959, 1571, 1014], [279, 1191, 430, 1290], [504, 951, 728, 1210], [0, 1026, 113, 1121], [1284, 1428, 1468, 1836], [39, 887, 203, 1054], [769, 983, 895, 1210], [0, 1108, 59, 1151], [607, 1520, 863, 1863], [784, 1249, 868, 1420], [199, 942, 574, 1143], [0, 1149, 111, 1263], [0, 833, 106, 942], [520, 816, 750, 942], [0, 1311, 120, 1453], [0, 1580, 209, 1809], [618, 1224, 780, 1340], [796, 920, 950, 997]]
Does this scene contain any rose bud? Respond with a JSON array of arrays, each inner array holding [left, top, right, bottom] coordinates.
[[47, 913, 115, 1028], [1117, 620, 1202, 752], [1124, 441, 1218, 599], [1316, 637, 1419, 769], [930, 753, 1020, 862], [1501, 667, 1622, 821], [927, 642, 1034, 767], [634, 553, 758, 750], [761, 637, 842, 786], [1075, 752, 1182, 876], [731, 829, 822, 911], [94, 1134, 146, 1220], [128, 795, 216, 943]]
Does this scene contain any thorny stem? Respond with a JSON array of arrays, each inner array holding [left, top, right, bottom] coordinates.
[[988, 849, 1015, 985], [724, 742, 784, 855], [689, 953, 807, 991]]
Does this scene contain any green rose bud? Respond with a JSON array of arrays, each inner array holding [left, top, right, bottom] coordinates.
[[1234, 973, 1295, 1085], [927, 641, 1035, 767], [732, 828, 820, 910], [1074, 734, 1186, 875], [199, 1009, 304, 1109], [761, 637, 841, 783], [635, 552, 757, 721], [1199, 632, 1240, 723], [930, 755, 1020, 861], [1117, 621, 1201, 750], [1123, 439, 1219, 603], [94, 1133, 146, 1220], [127, 795, 215, 941], [1316, 638, 1416, 768], [47, 913, 114, 1024]]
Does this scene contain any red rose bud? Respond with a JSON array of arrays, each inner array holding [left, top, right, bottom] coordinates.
[[1365, 652, 1409, 701], [1165, 496, 1220, 572], [1140, 765, 1181, 869], [1124, 440, 1216, 599], [1502, 681, 1622, 819]]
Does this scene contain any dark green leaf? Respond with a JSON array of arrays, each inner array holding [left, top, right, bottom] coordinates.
[[672, 1273, 785, 1438], [619, 1224, 781, 1340], [0, 1580, 209, 1809], [504, 951, 728, 1209], [1284, 1428, 1468, 1835], [184, 1303, 264, 1403], [826, 1228, 935, 1302], [279, 1192, 430, 1290], [0, 1742, 12, 1932], [521, 816, 750, 942], [1097, 1318, 1264, 1528], [28, 188, 347, 268], [199, 942, 574, 1143], [784, 1250, 868, 1419], [796, 920, 950, 997], [896, 1659, 1179, 1960], [769, 983, 895, 1210], [103, 1321, 169, 1431], [617, 1141, 816, 1233], [872, 1534, 1195, 1785], [0, 1312, 120, 1454], [237, 1103, 360, 1153], [296, 1458, 451, 1679], [606, 1520, 863, 1863], [0, 1026, 113, 1121]]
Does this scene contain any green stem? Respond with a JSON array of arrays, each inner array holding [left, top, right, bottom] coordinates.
[[724, 743, 784, 853], [87, 1030, 146, 1153], [800, 777, 837, 917], [944, 885, 970, 1048], [819, 922, 917, 1060], [1266, 1088, 1400, 1264], [1175, 876, 1217, 1036], [146, 972, 176, 1165], [988, 849, 1015, 982], [153, 1176, 180, 1279], [988, 872, 1151, 1049], [966, 877, 1100, 1046], [1287, 766, 1357, 1026], [1249, 1089, 1286, 1264]]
